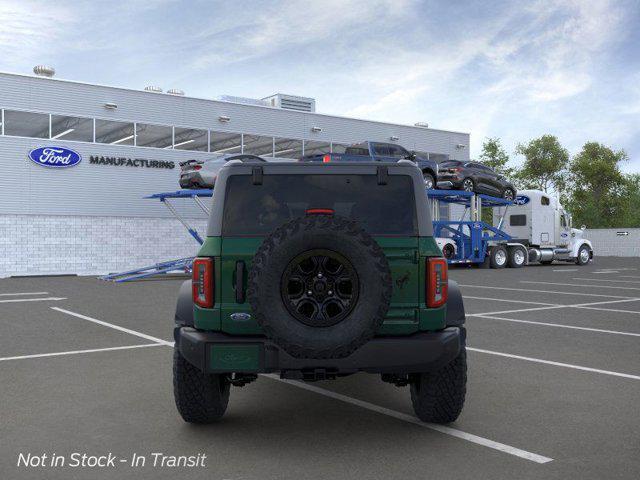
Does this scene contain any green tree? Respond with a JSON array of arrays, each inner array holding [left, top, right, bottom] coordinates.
[[566, 142, 628, 228], [514, 135, 569, 193], [479, 137, 514, 177], [620, 174, 640, 227]]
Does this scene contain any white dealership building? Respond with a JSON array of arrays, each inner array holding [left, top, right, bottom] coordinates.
[[0, 68, 470, 277]]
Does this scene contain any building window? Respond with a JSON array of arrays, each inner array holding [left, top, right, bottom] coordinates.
[[541, 196, 550, 206], [273, 137, 303, 159], [95, 119, 134, 145], [243, 134, 274, 156], [303, 140, 331, 157], [3, 110, 50, 138], [135, 123, 173, 148], [173, 127, 208, 151], [210, 131, 242, 154], [51, 114, 93, 142]]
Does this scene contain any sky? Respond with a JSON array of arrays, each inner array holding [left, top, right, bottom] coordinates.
[[1, 0, 639, 171]]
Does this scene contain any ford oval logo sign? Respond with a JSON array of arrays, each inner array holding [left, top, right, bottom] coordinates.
[[514, 195, 530, 205], [28, 146, 82, 168]]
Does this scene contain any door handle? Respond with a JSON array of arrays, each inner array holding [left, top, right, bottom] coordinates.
[[234, 261, 245, 303]]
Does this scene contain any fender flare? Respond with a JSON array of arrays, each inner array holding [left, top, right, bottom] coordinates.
[[445, 279, 465, 326], [175, 280, 194, 327], [571, 239, 593, 258]]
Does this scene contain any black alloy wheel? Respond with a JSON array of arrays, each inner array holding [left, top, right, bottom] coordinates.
[[281, 249, 359, 327]]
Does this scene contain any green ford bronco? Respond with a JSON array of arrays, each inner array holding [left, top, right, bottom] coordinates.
[[173, 160, 467, 424]]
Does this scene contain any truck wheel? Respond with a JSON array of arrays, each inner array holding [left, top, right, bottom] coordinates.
[[423, 172, 435, 190], [248, 215, 392, 359], [173, 347, 230, 423], [489, 246, 507, 269], [507, 246, 526, 268], [576, 245, 591, 265], [410, 330, 467, 424]]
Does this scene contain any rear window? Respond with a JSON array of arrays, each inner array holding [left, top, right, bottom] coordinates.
[[223, 174, 417, 236], [344, 147, 369, 156]]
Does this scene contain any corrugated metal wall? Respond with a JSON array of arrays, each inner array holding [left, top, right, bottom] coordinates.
[[0, 72, 470, 219]]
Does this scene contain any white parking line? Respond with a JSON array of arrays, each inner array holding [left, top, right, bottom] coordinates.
[[521, 281, 640, 292], [574, 305, 640, 315], [469, 297, 640, 317], [0, 343, 163, 362], [467, 347, 640, 381], [0, 292, 49, 296], [459, 284, 638, 299], [553, 269, 578, 272], [51, 307, 174, 346], [265, 374, 553, 464], [573, 278, 640, 284], [463, 296, 559, 307], [0, 297, 66, 304], [468, 314, 640, 337]]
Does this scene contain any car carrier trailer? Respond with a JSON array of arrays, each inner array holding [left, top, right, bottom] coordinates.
[[429, 189, 528, 268], [429, 189, 593, 268]]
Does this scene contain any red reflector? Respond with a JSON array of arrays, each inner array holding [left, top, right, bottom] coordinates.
[[426, 258, 448, 308], [192, 257, 214, 308], [322, 154, 331, 163], [193, 165, 202, 170], [306, 208, 334, 216]]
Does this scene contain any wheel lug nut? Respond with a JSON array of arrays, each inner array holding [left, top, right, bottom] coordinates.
[[317, 273, 323, 278], [328, 290, 333, 295], [307, 290, 312, 295]]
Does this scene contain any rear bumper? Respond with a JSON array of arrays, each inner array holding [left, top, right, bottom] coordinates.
[[175, 327, 462, 375]]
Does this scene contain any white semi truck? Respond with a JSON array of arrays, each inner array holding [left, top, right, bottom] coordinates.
[[495, 189, 593, 266]]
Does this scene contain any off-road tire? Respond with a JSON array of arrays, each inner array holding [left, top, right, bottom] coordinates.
[[173, 347, 230, 423], [248, 215, 392, 359], [410, 330, 467, 424]]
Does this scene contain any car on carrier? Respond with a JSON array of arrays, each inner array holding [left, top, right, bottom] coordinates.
[[300, 141, 440, 190], [438, 160, 517, 200], [173, 160, 467, 424], [179, 154, 265, 189]]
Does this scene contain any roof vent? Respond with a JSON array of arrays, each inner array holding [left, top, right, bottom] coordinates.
[[414, 122, 429, 128], [144, 86, 163, 93], [167, 89, 185, 96], [262, 93, 316, 112], [33, 65, 55, 77]]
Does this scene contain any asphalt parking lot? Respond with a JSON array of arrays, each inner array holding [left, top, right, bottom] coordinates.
[[1, 257, 639, 479]]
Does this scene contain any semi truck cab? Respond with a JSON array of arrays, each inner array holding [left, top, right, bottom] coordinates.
[[498, 190, 593, 265]]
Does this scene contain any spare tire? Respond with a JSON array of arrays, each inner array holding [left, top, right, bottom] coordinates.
[[248, 215, 392, 359]]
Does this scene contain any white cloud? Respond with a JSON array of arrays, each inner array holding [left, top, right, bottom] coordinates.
[[0, 1, 75, 64]]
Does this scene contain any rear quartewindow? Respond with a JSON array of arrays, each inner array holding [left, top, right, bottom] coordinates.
[[223, 174, 417, 236]]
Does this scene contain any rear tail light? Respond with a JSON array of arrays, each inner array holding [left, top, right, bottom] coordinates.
[[192, 257, 214, 308], [322, 154, 331, 163], [426, 258, 448, 308], [306, 208, 334, 215], [193, 165, 202, 170]]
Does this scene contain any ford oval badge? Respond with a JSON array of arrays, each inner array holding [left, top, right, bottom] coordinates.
[[514, 195, 530, 205], [230, 312, 252, 322], [28, 146, 82, 168]]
